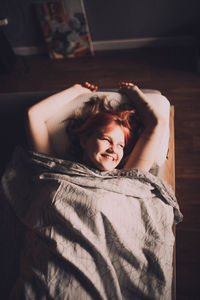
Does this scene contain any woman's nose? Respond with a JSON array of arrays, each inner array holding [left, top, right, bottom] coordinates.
[[107, 144, 116, 153]]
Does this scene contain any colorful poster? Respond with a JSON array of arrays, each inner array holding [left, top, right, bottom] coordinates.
[[35, 0, 94, 58]]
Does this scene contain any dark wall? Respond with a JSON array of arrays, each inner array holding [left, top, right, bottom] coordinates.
[[0, 0, 44, 47], [84, 0, 200, 40], [0, 0, 200, 48]]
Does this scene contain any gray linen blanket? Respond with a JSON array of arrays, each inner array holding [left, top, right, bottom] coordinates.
[[1, 146, 183, 300]]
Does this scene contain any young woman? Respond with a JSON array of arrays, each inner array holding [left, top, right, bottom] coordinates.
[[4, 83, 181, 300], [26, 82, 167, 172]]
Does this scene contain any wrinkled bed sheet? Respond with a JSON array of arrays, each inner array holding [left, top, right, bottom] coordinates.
[[0, 146, 183, 300]]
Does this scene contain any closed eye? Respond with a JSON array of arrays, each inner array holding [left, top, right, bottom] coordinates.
[[100, 136, 111, 143], [99, 135, 124, 149]]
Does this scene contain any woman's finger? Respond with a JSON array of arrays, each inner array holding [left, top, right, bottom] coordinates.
[[119, 82, 136, 89], [82, 81, 98, 92]]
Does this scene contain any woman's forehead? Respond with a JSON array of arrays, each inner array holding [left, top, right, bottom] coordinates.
[[100, 123, 125, 139]]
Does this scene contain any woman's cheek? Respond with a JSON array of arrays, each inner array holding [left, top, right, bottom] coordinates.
[[119, 149, 124, 161], [97, 140, 107, 151]]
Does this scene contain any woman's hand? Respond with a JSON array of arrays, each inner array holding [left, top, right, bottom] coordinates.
[[81, 81, 98, 92], [119, 82, 166, 129]]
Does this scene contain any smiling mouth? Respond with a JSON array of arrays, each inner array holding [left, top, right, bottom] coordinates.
[[101, 154, 116, 161]]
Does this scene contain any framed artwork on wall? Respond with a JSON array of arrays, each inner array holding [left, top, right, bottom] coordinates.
[[34, 0, 94, 59]]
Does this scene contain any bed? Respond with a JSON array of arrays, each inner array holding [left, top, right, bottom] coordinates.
[[0, 89, 182, 299]]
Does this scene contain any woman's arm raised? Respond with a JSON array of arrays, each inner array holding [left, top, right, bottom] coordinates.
[[120, 83, 168, 172], [26, 84, 93, 155]]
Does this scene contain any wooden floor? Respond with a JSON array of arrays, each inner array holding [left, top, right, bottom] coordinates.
[[0, 46, 200, 299]]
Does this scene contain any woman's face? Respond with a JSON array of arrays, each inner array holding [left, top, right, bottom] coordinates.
[[80, 123, 125, 171]]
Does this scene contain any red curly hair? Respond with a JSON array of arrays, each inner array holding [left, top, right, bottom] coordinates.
[[65, 96, 141, 164], [74, 110, 136, 154]]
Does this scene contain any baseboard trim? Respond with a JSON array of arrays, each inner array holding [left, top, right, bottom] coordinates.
[[13, 46, 47, 56], [93, 36, 198, 51], [13, 36, 198, 56]]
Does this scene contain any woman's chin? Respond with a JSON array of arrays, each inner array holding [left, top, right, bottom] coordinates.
[[83, 155, 119, 171], [96, 160, 119, 171]]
